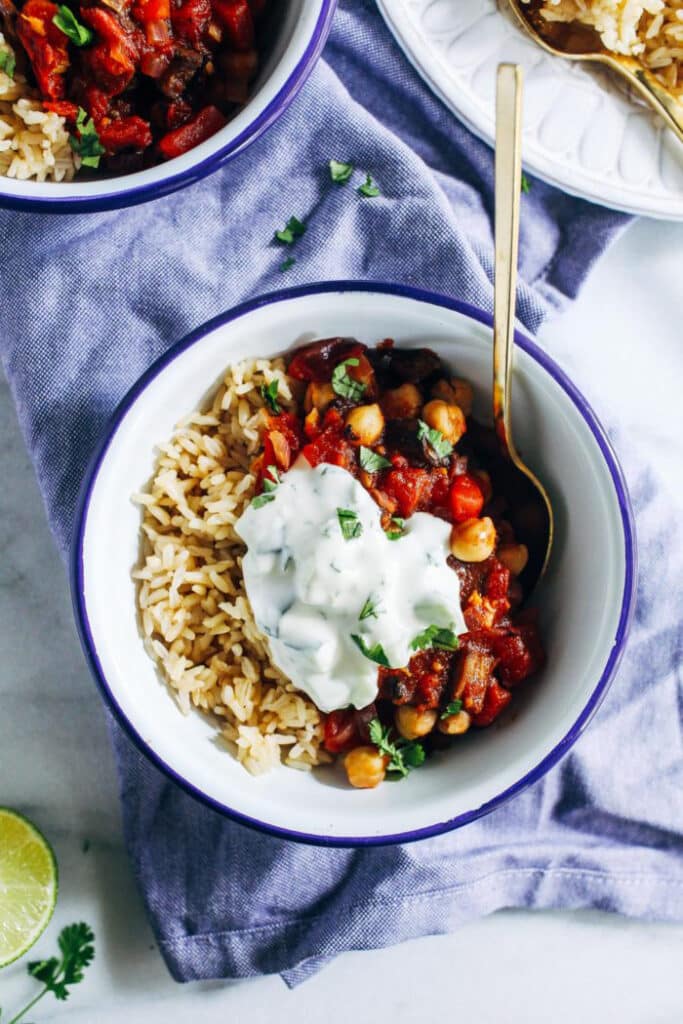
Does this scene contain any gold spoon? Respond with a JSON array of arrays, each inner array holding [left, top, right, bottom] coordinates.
[[493, 63, 553, 593], [507, 0, 683, 144]]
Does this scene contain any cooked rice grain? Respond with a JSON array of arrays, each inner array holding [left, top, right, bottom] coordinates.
[[133, 358, 331, 775]]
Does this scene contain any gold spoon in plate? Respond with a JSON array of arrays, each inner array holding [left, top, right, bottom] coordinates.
[[493, 63, 553, 594], [507, 0, 683, 144]]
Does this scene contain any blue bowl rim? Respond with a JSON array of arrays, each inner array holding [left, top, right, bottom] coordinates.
[[0, 0, 337, 214], [70, 280, 638, 847]]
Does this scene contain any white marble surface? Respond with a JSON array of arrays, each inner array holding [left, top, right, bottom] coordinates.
[[2, 217, 683, 1022]]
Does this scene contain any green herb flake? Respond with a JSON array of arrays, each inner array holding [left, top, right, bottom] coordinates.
[[53, 5, 94, 46], [351, 634, 390, 667], [357, 173, 380, 198], [252, 466, 281, 508], [440, 699, 463, 720], [368, 718, 426, 777], [0, 49, 16, 79], [417, 418, 453, 459], [331, 357, 367, 401], [359, 595, 378, 621], [521, 173, 531, 194], [385, 515, 405, 540], [359, 445, 391, 473], [337, 507, 363, 541], [251, 493, 275, 509], [329, 158, 354, 184], [274, 216, 306, 245], [279, 256, 296, 272], [69, 108, 105, 168], [410, 625, 460, 653], [260, 379, 281, 413]]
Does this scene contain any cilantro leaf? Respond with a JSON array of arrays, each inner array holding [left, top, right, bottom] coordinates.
[[359, 595, 378, 621], [440, 699, 463, 720], [69, 108, 105, 168], [279, 256, 296, 272], [251, 493, 275, 509], [274, 216, 306, 245], [260, 380, 281, 414], [329, 159, 354, 184], [331, 357, 366, 401], [53, 5, 94, 46], [521, 172, 531, 194], [351, 634, 390, 667], [417, 419, 453, 459], [359, 446, 391, 473], [20, 922, 95, 1018], [0, 49, 16, 78], [385, 515, 405, 540], [357, 173, 380, 198], [368, 718, 425, 777], [410, 625, 460, 652], [337, 507, 362, 541], [252, 466, 280, 508]]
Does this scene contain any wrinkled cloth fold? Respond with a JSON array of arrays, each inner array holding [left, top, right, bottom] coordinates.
[[2, 0, 681, 990]]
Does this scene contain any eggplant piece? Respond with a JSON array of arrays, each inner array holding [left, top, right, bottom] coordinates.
[[287, 337, 365, 382], [451, 647, 497, 714]]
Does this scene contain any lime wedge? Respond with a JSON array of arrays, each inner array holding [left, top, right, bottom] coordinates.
[[0, 809, 57, 967]]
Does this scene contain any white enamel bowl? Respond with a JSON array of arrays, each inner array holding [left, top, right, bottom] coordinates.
[[0, 0, 336, 212], [71, 283, 636, 845]]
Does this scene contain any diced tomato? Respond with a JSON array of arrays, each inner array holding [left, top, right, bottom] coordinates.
[[98, 115, 153, 152], [81, 7, 140, 95], [470, 680, 512, 727], [301, 425, 355, 473], [213, 0, 254, 50], [158, 104, 226, 159], [428, 469, 450, 512], [323, 710, 359, 754], [43, 99, 79, 120], [17, 0, 70, 100], [287, 338, 366, 382], [449, 474, 484, 523], [489, 624, 545, 687], [133, 0, 171, 23], [171, 0, 211, 48], [382, 467, 432, 519], [485, 559, 511, 601]]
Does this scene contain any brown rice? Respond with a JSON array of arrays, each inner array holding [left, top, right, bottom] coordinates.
[[133, 357, 331, 775]]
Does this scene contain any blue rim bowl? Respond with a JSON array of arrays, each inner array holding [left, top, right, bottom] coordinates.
[[70, 282, 637, 846]]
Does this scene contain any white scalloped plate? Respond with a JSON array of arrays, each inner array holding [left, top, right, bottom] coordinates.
[[377, 0, 683, 219]]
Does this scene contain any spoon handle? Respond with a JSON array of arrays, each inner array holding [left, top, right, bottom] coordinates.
[[493, 63, 523, 459]]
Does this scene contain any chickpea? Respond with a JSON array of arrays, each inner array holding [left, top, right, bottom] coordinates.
[[345, 403, 385, 446], [498, 542, 529, 576], [431, 378, 456, 404], [451, 378, 474, 417], [450, 516, 496, 562], [381, 382, 422, 420], [437, 710, 471, 736], [304, 381, 335, 414], [344, 746, 388, 789], [472, 468, 493, 504], [395, 705, 438, 741], [422, 399, 466, 444]]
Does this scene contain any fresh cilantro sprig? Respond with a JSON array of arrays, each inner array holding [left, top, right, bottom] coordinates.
[[2, 923, 95, 1024], [260, 379, 281, 414], [417, 419, 453, 459], [329, 158, 354, 184], [350, 634, 390, 667], [337, 507, 362, 540], [359, 446, 391, 473], [357, 173, 380, 198], [385, 515, 405, 540], [0, 49, 16, 79], [368, 718, 426, 777], [251, 465, 281, 509], [359, 595, 378, 621], [53, 5, 94, 45], [274, 216, 306, 245], [521, 172, 531, 194], [440, 699, 463, 720], [69, 108, 105, 169], [331, 357, 366, 401], [410, 625, 460, 652]]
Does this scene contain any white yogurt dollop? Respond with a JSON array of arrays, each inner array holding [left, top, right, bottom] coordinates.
[[235, 458, 465, 713]]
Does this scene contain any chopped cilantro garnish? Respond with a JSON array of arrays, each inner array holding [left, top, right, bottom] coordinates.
[[385, 515, 405, 540], [69, 108, 105, 169], [260, 379, 281, 413], [252, 466, 280, 508], [329, 159, 354, 184], [417, 419, 453, 459], [351, 634, 390, 667], [274, 216, 306, 245], [359, 595, 378, 621], [359, 446, 391, 473], [337, 507, 362, 541], [0, 49, 16, 78], [357, 173, 380, 198], [521, 173, 531, 194], [440, 699, 463, 720], [368, 718, 426, 777], [331, 357, 366, 401], [279, 256, 296, 272], [53, 5, 94, 46], [410, 625, 460, 652]]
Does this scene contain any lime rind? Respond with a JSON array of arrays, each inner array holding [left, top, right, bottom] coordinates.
[[0, 808, 58, 967]]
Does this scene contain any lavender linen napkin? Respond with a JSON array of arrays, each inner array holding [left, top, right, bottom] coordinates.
[[3, 0, 681, 989]]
